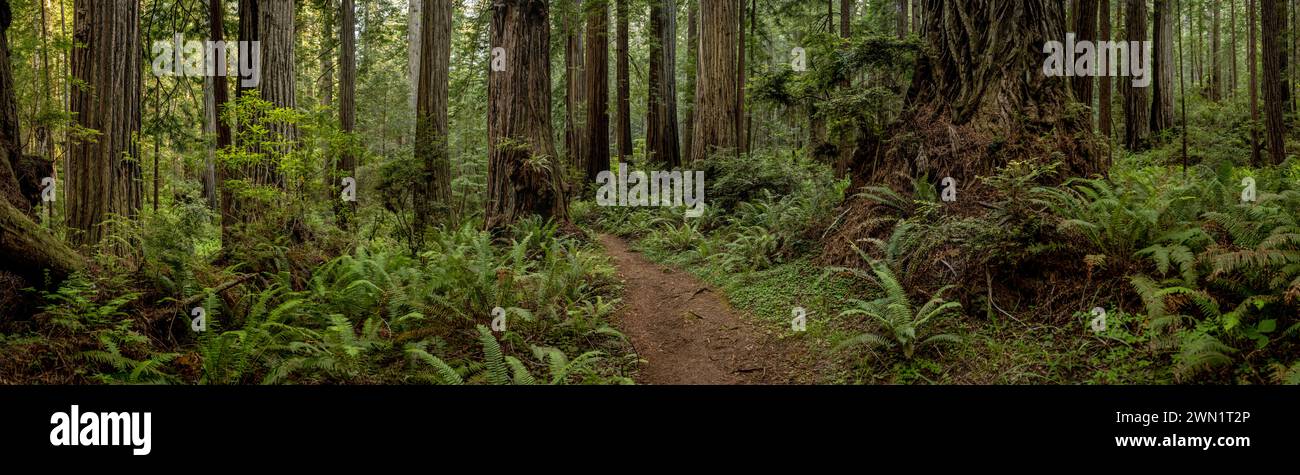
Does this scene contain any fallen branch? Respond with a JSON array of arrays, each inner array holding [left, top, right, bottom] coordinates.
[[145, 274, 256, 325]]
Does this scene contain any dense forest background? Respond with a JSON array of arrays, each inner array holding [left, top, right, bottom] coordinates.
[[0, 0, 1297, 385]]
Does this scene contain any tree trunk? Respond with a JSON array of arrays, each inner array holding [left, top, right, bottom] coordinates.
[[415, 0, 450, 229], [1071, 0, 1097, 108], [646, 0, 681, 168], [408, 0, 421, 113], [895, 0, 907, 38], [1122, 0, 1150, 150], [690, 0, 739, 162], [1250, 0, 1262, 165], [1210, 0, 1222, 101], [237, 0, 259, 99], [1099, 0, 1112, 139], [260, 0, 297, 146], [339, 0, 360, 226], [1231, 0, 1239, 97], [564, 0, 586, 171], [215, 0, 236, 242], [485, 0, 568, 231], [681, 0, 697, 165], [68, 0, 142, 247], [1282, 0, 1293, 114], [1151, 0, 1175, 133], [0, 0, 28, 213], [1263, 0, 1287, 164], [319, 0, 336, 108], [912, 0, 921, 34], [874, 0, 1098, 184], [736, 0, 746, 155], [584, 1, 610, 182], [614, 0, 631, 161]]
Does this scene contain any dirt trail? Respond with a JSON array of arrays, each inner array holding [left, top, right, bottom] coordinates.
[[598, 234, 811, 385]]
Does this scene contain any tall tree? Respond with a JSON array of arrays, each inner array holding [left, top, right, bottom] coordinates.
[[237, 0, 259, 99], [339, 0, 359, 225], [1122, 0, 1150, 150], [1072, 0, 1098, 108], [1282, 0, 1293, 113], [1249, 0, 1261, 164], [319, 0, 336, 108], [1263, 0, 1287, 164], [584, 0, 609, 181], [690, 0, 740, 162], [646, 0, 680, 167], [736, 0, 746, 154], [260, 0, 297, 145], [1099, 0, 1112, 139], [681, 0, 697, 164], [485, 0, 568, 230], [895, 0, 907, 38], [911, 0, 920, 34], [1210, 0, 1222, 100], [68, 0, 142, 247], [208, 0, 232, 211], [614, 0, 631, 161], [1152, 0, 1175, 132], [408, 0, 420, 112], [1231, 0, 1239, 96], [564, 0, 586, 171], [414, 0, 451, 229]]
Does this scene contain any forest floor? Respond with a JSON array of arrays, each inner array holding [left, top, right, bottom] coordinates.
[[598, 234, 818, 384]]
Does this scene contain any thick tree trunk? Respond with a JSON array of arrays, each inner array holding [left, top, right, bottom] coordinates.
[[260, 0, 297, 145], [485, 0, 567, 231], [689, 0, 739, 162], [1122, 0, 1150, 150], [1263, 0, 1287, 164], [215, 0, 236, 242], [584, 2, 610, 182], [876, 0, 1098, 184], [564, 0, 586, 171], [68, 0, 142, 247], [0, 0, 28, 214], [339, 0, 360, 226], [646, 0, 681, 168], [1071, 0, 1097, 108], [237, 0, 259, 99], [414, 0, 450, 229], [614, 0, 631, 161], [1151, 0, 1175, 133]]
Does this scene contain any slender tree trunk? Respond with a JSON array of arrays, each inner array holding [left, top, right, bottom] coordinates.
[[1099, 0, 1112, 139], [408, 0, 420, 113], [584, 1, 609, 181], [736, 0, 746, 155], [485, 0, 568, 230], [646, 0, 680, 168], [1282, 0, 1293, 113], [690, 0, 739, 162], [1250, 0, 1262, 164], [1263, 0, 1287, 164], [237, 0, 259, 99], [1231, 0, 1239, 97], [614, 0, 631, 161], [1152, 0, 1175, 132], [319, 0, 336, 108], [1122, 0, 1150, 150], [215, 0, 236, 241], [564, 0, 586, 171], [68, 0, 142, 247], [1210, 0, 1222, 101], [203, 76, 218, 209], [912, 0, 920, 34]]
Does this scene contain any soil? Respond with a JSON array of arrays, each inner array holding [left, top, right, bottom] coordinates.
[[598, 234, 813, 385]]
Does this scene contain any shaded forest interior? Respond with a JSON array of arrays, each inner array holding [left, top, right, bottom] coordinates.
[[0, 0, 1298, 385]]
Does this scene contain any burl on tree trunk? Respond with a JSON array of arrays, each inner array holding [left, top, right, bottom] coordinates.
[[862, 0, 1099, 187]]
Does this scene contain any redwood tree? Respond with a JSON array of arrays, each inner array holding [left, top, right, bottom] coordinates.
[[614, 0, 631, 161], [1151, 0, 1174, 133], [689, 0, 740, 162], [584, 1, 609, 182], [1263, 0, 1287, 164], [485, 0, 568, 230], [68, 0, 142, 247], [1122, 0, 1150, 150], [415, 0, 451, 229], [646, 0, 681, 167]]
